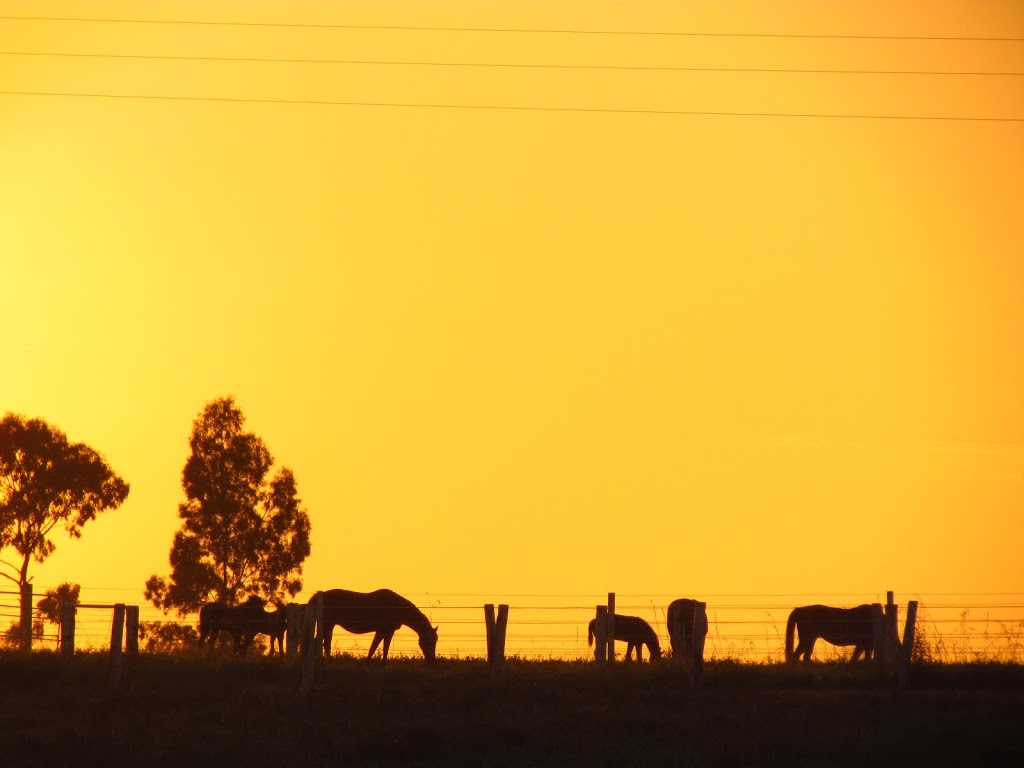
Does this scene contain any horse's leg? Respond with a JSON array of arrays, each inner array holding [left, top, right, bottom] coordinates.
[[322, 625, 334, 657], [368, 631, 385, 659], [382, 633, 393, 661], [796, 637, 816, 661]]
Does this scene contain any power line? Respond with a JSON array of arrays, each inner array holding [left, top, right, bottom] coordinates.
[[2, 89, 1022, 122], [3, 50, 1022, 77], [1, 15, 1023, 42]]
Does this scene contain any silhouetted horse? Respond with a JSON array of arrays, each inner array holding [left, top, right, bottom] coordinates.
[[785, 604, 875, 662], [199, 596, 286, 653], [667, 598, 709, 659], [261, 604, 287, 655], [309, 588, 438, 661], [588, 614, 661, 661]]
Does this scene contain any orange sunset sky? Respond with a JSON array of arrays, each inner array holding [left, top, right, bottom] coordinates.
[[2, 1, 1023, 632]]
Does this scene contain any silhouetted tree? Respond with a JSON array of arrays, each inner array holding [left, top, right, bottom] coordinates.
[[138, 620, 200, 653], [37, 581, 81, 626], [0, 414, 129, 630], [145, 397, 311, 615]]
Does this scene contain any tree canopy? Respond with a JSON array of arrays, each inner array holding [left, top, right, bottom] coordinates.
[[146, 397, 312, 615], [0, 414, 129, 590]]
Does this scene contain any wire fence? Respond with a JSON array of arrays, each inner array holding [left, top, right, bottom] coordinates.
[[3, 588, 1023, 663]]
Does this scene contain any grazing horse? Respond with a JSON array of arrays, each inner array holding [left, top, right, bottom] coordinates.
[[310, 588, 438, 661], [785, 604, 875, 662], [667, 598, 709, 660], [587, 614, 662, 661], [199, 596, 285, 653]]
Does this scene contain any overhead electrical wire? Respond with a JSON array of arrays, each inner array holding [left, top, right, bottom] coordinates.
[[2, 90, 1022, 122], [2, 16, 1019, 122], [2, 50, 1022, 77], [2, 15, 1024, 42]]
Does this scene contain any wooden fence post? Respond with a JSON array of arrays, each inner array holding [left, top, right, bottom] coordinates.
[[606, 593, 616, 664], [495, 604, 509, 663], [286, 603, 303, 658], [899, 600, 919, 688], [594, 605, 607, 663], [60, 602, 76, 658], [485, 604, 496, 661], [109, 604, 125, 687], [301, 593, 322, 693], [691, 601, 708, 688], [484, 603, 510, 671], [885, 591, 900, 661], [125, 605, 139, 656], [871, 603, 886, 663], [313, 593, 325, 658], [19, 582, 32, 652]]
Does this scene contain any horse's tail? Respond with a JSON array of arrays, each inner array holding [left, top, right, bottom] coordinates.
[[785, 608, 799, 662], [587, 619, 595, 647]]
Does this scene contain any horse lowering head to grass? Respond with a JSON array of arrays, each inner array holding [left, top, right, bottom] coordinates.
[[785, 604, 875, 662], [309, 588, 438, 661], [588, 614, 662, 661]]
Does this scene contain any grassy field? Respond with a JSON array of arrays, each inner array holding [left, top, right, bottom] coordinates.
[[2, 652, 1023, 767]]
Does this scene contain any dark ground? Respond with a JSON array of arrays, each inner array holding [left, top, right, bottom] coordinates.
[[1, 653, 1022, 767]]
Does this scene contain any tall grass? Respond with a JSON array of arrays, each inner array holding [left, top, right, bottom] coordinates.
[[912, 605, 1024, 664]]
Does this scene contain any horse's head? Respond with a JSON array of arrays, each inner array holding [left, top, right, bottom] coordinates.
[[242, 595, 265, 607], [419, 626, 439, 661]]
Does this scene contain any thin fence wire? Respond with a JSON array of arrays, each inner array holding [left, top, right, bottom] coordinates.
[[4, 589, 1022, 662]]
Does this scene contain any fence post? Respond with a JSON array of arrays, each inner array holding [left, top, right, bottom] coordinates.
[[691, 601, 708, 688], [485, 604, 496, 662], [286, 603, 303, 658], [495, 604, 509, 663], [19, 582, 32, 652], [871, 603, 886, 663], [301, 593, 322, 693], [885, 591, 900, 661], [484, 603, 510, 672], [109, 604, 126, 687], [899, 600, 919, 688], [313, 593, 325, 658], [593, 605, 607, 663], [606, 593, 616, 664], [60, 602, 76, 658], [125, 606, 139, 656]]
